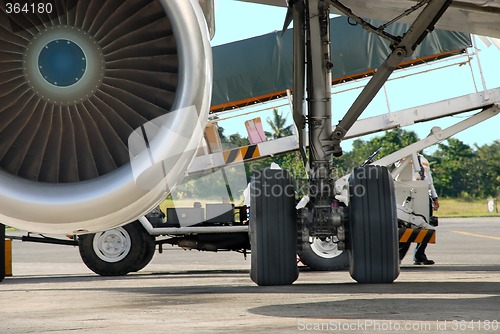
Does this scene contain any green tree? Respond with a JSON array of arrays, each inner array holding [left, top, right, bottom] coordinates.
[[470, 141, 500, 198], [217, 125, 228, 143], [430, 138, 476, 198], [228, 133, 250, 148], [266, 109, 293, 139], [333, 128, 420, 173], [217, 125, 250, 150]]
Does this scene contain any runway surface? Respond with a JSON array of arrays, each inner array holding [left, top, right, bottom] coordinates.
[[1, 217, 499, 333]]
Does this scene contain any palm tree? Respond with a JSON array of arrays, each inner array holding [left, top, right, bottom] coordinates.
[[266, 109, 293, 139]]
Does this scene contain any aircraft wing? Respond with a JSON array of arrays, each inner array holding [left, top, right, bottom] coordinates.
[[238, 0, 500, 39]]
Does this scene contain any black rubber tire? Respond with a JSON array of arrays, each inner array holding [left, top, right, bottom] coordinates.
[[249, 168, 299, 286], [298, 237, 349, 271], [129, 232, 156, 273], [78, 221, 152, 276], [348, 165, 400, 283]]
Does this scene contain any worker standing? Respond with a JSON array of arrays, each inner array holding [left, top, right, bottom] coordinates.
[[399, 153, 439, 265]]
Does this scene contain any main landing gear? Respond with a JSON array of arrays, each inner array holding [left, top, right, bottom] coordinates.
[[249, 0, 452, 286]]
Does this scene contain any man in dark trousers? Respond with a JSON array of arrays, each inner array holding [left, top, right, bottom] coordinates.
[[399, 153, 439, 265]]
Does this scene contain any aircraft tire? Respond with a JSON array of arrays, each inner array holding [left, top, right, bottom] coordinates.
[[78, 221, 153, 276], [249, 169, 299, 286], [348, 165, 400, 283], [298, 237, 349, 271]]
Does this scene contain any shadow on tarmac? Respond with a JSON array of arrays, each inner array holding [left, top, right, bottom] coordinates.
[[2, 265, 500, 322], [248, 295, 500, 321], [5, 264, 500, 284], [3, 266, 500, 294]]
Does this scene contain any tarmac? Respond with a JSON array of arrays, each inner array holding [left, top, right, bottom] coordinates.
[[1, 217, 499, 333]]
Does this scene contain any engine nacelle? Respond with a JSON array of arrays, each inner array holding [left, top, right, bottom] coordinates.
[[0, 0, 212, 234]]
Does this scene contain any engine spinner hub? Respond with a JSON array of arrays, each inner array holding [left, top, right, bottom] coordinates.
[[38, 39, 87, 87], [24, 25, 105, 105]]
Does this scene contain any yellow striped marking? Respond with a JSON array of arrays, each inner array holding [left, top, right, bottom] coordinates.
[[452, 231, 500, 241], [399, 228, 435, 243], [5, 238, 12, 277], [414, 229, 428, 243], [223, 145, 261, 164], [400, 229, 414, 243], [429, 231, 436, 243]]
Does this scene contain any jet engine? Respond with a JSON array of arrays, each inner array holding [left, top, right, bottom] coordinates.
[[0, 0, 212, 234]]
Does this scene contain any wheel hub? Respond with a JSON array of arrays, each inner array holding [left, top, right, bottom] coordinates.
[[310, 237, 343, 259], [93, 228, 131, 263]]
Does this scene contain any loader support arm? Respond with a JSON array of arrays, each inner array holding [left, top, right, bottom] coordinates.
[[330, 0, 452, 156]]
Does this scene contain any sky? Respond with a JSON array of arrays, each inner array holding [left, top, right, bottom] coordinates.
[[209, 0, 500, 153]]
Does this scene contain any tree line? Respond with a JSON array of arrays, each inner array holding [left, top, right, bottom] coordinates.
[[248, 127, 499, 200], [173, 109, 498, 201], [333, 128, 499, 199]]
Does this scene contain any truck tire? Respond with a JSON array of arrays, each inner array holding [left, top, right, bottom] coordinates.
[[130, 233, 156, 273], [298, 236, 349, 271], [250, 168, 299, 286], [348, 165, 400, 283], [78, 221, 154, 276]]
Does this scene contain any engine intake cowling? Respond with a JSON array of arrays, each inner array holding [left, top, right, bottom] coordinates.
[[0, 0, 212, 234]]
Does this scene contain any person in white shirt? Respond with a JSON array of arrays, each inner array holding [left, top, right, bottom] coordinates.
[[415, 154, 440, 211], [399, 153, 439, 265]]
